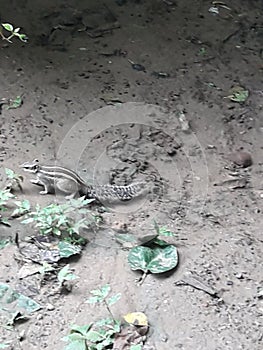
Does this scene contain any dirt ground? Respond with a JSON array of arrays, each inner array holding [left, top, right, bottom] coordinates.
[[0, 0, 263, 349]]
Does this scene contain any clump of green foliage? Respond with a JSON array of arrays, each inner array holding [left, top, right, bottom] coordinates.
[[0, 188, 15, 225], [22, 197, 100, 240], [63, 285, 121, 350]]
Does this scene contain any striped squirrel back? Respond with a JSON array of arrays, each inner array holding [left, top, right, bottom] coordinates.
[[20, 159, 147, 201]]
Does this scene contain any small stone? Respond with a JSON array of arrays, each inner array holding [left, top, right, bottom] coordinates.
[[235, 273, 244, 279], [229, 151, 252, 168], [46, 303, 55, 311], [112, 221, 128, 233]]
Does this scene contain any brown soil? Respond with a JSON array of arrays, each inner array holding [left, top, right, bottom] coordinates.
[[0, 0, 262, 349]]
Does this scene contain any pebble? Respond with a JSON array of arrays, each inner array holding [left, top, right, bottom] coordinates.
[[229, 151, 253, 168], [46, 303, 55, 311]]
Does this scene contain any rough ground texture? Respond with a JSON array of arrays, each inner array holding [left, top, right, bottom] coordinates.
[[0, 0, 262, 349]]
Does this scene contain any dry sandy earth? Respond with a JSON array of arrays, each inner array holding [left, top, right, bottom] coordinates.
[[0, 0, 262, 349]]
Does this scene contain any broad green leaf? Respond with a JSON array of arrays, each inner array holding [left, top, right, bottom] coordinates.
[[128, 245, 178, 274], [63, 339, 86, 350], [130, 345, 142, 350], [58, 241, 82, 258], [2, 23, 13, 32], [64, 333, 86, 342], [0, 282, 41, 319], [70, 324, 92, 336], [107, 293, 121, 306], [58, 265, 77, 283], [85, 330, 104, 342]]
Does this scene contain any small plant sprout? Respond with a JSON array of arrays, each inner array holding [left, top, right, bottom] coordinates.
[[58, 264, 78, 288], [0, 23, 28, 43], [154, 221, 176, 237], [0, 189, 14, 209], [38, 262, 55, 276], [86, 284, 121, 320], [4, 168, 23, 191], [63, 285, 122, 350], [6, 95, 23, 110], [62, 319, 121, 350], [11, 199, 30, 218]]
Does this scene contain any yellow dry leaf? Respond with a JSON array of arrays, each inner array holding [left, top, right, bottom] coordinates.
[[123, 312, 148, 326]]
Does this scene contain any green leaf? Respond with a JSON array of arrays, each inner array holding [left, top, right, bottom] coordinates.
[[70, 324, 92, 336], [95, 318, 113, 327], [107, 293, 121, 306], [152, 238, 170, 247], [0, 283, 41, 316], [85, 330, 104, 342], [58, 241, 82, 258], [90, 284, 111, 299], [0, 344, 9, 349], [158, 227, 175, 237], [6, 96, 23, 110], [0, 239, 11, 249], [14, 27, 20, 33], [130, 345, 142, 350], [5, 168, 15, 178], [0, 189, 14, 205], [2, 23, 13, 32], [0, 217, 10, 226], [227, 86, 249, 103], [100, 284, 111, 297], [154, 221, 175, 237], [18, 33, 28, 42], [12, 199, 31, 216], [63, 333, 86, 342], [86, 296, 101, 304], [38, 262, 54, 275], [21, 217, 34, 224], [58, 265, 77, 284], [128, 245, 178, 274], [63, 339, 86, 350]]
